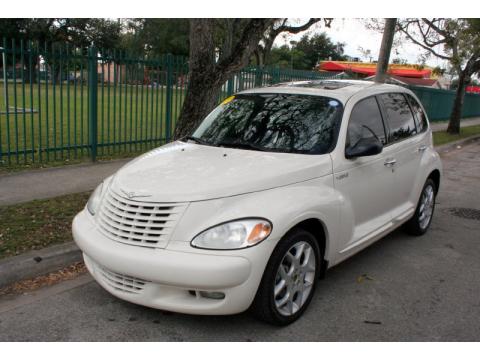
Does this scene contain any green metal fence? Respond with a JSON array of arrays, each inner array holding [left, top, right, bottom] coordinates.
[[0, 39, 343, 166], [1, 38, 480, 167], [0, 40, 190, 166], [408, 85, 480, 122]]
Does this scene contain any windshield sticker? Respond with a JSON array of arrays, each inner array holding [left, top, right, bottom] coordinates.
[[329, 100, 340, 107], [222, 96, 235, 105]]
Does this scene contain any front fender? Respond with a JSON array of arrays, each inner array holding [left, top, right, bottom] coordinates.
[[168, 175, 342, 263]]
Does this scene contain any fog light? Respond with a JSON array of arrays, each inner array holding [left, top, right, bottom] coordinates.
[[199, 291, 225, 300]]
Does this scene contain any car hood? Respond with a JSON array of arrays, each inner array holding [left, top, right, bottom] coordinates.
[[110, 141, 333, 202]]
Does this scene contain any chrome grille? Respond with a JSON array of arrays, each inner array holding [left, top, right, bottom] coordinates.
[[98, 265, 149, 294], [97, 188, 187, 248]]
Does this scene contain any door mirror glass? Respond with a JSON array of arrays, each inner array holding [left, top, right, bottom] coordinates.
[[345, 136, 383, 159]]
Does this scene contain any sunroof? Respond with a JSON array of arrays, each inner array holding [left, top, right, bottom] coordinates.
[[284, 80, 356, 90]]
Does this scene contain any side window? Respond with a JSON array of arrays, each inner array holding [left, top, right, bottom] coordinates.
[[346, 96, 386, 148], [405, 93, 428, 133], [379, 93, 417, 143]]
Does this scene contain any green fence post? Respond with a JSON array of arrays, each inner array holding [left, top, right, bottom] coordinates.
[[227, 76, 234, 97], [255, 66, 263, 87], [88, 47, 98, 162], [272, 66, 280, 85], [165, 54, 173, 142]]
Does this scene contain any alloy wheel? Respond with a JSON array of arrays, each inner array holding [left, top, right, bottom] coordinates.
[[273, 241, 316, 316], [419, 184, 435, 230]]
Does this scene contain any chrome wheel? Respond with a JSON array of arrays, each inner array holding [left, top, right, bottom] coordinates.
[[418, 184, 435, 230], [274, 241, 316, 316]]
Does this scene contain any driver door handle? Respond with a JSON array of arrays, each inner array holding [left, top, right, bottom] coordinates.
[[384, 158, 397, 167], [418, 145, 427, 152]]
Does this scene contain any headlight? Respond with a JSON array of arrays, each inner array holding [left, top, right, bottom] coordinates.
[[86, 182, 104, 216], [191, 218, 272, 250]]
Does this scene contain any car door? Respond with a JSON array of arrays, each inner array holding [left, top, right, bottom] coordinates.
[[405, 92, 432, 203], [332, 95, 397, 256], [377, 92, 425, 222]]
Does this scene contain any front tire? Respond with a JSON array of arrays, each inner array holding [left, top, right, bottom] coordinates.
[[404, 178, 436, 236], [251, 228, 321, 326]]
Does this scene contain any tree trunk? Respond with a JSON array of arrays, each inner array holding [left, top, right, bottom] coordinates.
[[220, 19, 234, 61], [253, 49, 262, 66], [50, 63, 62, 84], [447, 70, 468, 134], [24, 56, 38, 84], [174, 18, 274, 140], [447, 54, 480, 134], [374, 18, 397, 83], [174, 19, 220, 139], [174, 73, 223, 139]]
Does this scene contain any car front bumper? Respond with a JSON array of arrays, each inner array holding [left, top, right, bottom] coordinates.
[[72, 210, 270, 315]]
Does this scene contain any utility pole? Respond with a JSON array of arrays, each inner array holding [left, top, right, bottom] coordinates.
[[374, 18, 397, 83]]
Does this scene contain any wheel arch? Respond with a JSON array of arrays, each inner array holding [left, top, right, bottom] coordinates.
[[428, 169, 441, 194], [289, 217, 329, 277]]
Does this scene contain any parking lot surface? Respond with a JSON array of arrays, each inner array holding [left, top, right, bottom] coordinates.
[[1, 139, 479, 341]]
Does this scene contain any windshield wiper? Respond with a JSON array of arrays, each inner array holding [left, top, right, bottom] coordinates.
[[216, 141, 266, 152], [181, 136, 212, 146]]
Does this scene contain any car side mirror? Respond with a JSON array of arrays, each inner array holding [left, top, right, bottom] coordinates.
[[345, 136, 383, 159]]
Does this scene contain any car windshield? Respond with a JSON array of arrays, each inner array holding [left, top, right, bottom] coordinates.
[[191, 93, 343, 154]]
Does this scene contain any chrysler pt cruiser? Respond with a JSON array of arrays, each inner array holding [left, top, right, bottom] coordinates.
[[73, 80, 442, 325]]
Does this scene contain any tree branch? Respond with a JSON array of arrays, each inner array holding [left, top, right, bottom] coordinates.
[[275, 18, 322, 35], [464, 50, 480, 76], [397, 20, 452, 61], [422, 18, 450, 39], [257, 18, 324, 66], [215, 18, 275, 76], [417, 20, 446, 48]]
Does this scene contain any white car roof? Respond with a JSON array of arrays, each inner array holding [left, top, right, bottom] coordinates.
[[239, 79, 409, 104]]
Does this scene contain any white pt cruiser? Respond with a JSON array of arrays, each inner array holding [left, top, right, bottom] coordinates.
[[73, 80, 442, 325]]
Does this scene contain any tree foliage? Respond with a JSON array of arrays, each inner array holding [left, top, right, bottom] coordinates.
[[267, 32, 346, 70], [396, 18, 480, 133], [122, 19, 189, 57], [252, 18, 325, 66], [0, 18, 123, 83], [0, 18, 122, 50], [295, 32, 346, 68]]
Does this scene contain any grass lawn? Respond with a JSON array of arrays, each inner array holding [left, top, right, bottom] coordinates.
[[0, 81, 186, 165], [0, 192, 90, 259], [0, 80, 235, 169], [433, 125, 480, 146]]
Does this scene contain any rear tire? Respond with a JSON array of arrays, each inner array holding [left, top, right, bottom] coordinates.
[[251, 228, 321, 326], [404, 178, 436, 236]]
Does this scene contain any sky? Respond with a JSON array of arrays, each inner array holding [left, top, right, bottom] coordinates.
[[275, 18, 450, 70]]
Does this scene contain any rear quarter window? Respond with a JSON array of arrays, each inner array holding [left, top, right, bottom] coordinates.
[[405, 93, 428, 133], [379, 93, 417, 143]]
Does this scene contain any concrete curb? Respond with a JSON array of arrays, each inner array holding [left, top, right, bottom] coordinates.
[[0, 241, 82, 288]]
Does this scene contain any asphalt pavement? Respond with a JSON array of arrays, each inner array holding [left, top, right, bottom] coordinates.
[[0, 139, 479, 341]]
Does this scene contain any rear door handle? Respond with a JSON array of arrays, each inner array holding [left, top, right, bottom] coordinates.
[[384, 158, 397, 167], [418, 145, 427, 152]]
